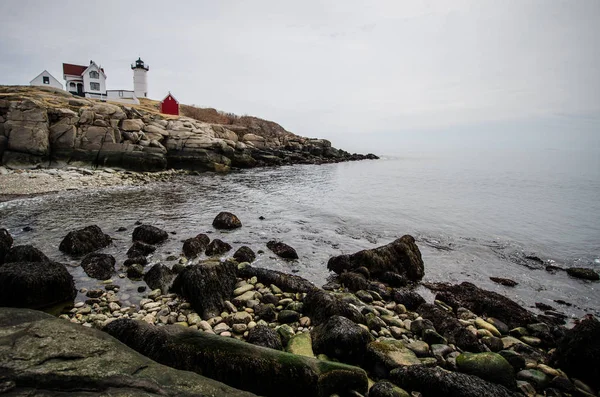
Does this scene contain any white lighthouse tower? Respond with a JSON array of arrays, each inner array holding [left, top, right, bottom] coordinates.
[[131, 57, 149, 98]]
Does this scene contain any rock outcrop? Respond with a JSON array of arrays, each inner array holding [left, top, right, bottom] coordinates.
[[0, 86, 378, 172], [59, 224, 111, 256]]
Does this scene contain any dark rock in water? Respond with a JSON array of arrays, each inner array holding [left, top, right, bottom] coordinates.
[[266, 240, 299, 260], [233, 245, 256, 263], [311, 315, 372, 365], [369, 380, 410, 397], [124, 256, 148, 267], [132, 224, 168, 245], [59, 225, 111, 255], [237, 263, 316, 293], [104, 318, 368, 397], [117, 226, 127, 232], [455, 352, 516, 389], [205, 239, 232, 256], [566, 267, 599, 281], [0, 228, 13, 264], [551, 316, 600, 391], [172, 261, 237, 319], [303, 289, 365, 325], [434, 282, 538, 329], [0, 261, 75, 309], [80, 253, 115, 280], [418, 303, 484, 353], [127, 264, 144, 279], [22, 226, 33, 232], [535, 302, 555, 311], [144, 264, 175, 294], [390, 365, 519, 397], [212, 211, 242, 230], [379, 271, 408, 287], [182, 234, 210, 258], [127, 241, 156, 258], [278, 310, 301, 324], [259, 216, 265, 220], [0, 308, 254, 397], [525, 255, 544, 264], [255, 303, 277, 322], [554, 299, 572, 307], [137, 286, 147, 293], [247, 324, 283, 350], [86, 289, 104, 299], [490, 277, 518, 287], [4, 245, 49, 264], [327, 235, 424, 282], [340, 271, 369, 291], [391, 288, 425, 311]]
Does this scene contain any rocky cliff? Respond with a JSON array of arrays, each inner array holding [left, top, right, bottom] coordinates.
[[0, 86, 377, 172]]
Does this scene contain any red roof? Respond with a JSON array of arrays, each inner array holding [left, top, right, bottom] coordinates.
[[62, 63, 105, 76]]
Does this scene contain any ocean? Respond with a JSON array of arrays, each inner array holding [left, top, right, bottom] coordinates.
[[1, 145, 599, 321]]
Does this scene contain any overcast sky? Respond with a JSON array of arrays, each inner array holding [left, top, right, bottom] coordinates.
[[1, 0, 598, 153]]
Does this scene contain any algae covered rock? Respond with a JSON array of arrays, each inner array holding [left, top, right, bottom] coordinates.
[[247, 324, 283, 350], [286, 332, 314, 357], [59, 225, 111, 255], [303, 288, 365, 326], [311, 315, 372, 365], [212, 211, 242, 230], [266, 240, 299, 260], [233, 245, 256, 263], [80, 253, 116, 280], [369, 380, 411, 397], [365, 339, 421, 379], [4, 244, 49, 263], [456, 352, 516, 389], [132, 224, 168, 245]]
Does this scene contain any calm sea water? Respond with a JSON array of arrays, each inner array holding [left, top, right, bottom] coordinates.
[[1, 146, 599, 320]]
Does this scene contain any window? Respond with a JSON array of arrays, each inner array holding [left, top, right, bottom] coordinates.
[[119, 90, 123, 97], [89, 71, 99, 79], [43, 76, 50, 84], [90, 82, 100, 91], [69, 82, 75, 88]]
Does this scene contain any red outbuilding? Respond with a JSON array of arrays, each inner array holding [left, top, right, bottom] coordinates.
[[160, 92, 179, 116]]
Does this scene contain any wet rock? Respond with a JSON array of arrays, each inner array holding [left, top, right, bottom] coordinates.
[[566, 267, 599, 281], [171, 261, 237, 319], [132, 224, 168, 245], [498, 350, 526, 372], [356, 290, 373, 303], [0, 308, 253, 397], [0, 261, 76, 309], [105, 318, 368, 397], [379, 271, 408, 287], [418, 303, 484, 352], [551, 315, 600, 390], [516, 369, 550, 390], [127, 264, 144, 279], [390, 365, 519, 397], [391, 288, 425, 311], [4, 244, 49, 263], [143, 264, 175, 294], [205, 239, 232, 256], [233, 245, 256, 263], [490, 277, 518, 287], [286, 332, 314, 357], [278, 309, 301, 324], [366, 339, 421, 378], [255, 303, 277, 322], [277, 324, 295, 346], [212, 211, 242, 230], [182, 234, 210, 258], [80, 253, 115, 280], [339, 271, 369, 292], [237, 263, 316, 293], [369, 380, 410, 397], [59, 225, 111, 256], [247, 324, 283, 350], [456, 352, 516, 389], [266, 240, 299, 260], [127, 241, 156, 258], [434, 282, 538, 329], [327, 235, 424, 282], [311, 315, 372, 365], [303, 289, 365, 326], [0, 228, 13, 264], [124, 256, 148, 267]]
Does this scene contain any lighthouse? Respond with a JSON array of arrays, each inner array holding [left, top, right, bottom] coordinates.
[[131, 57, 149, 98]]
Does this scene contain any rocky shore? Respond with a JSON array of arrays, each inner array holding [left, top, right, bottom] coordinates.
[[0, 213, 599, 396], [0, 86, 377, 173]]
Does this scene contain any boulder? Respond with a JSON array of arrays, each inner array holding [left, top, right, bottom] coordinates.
[[205, 239, 232, 256], [127, 264, 144, 279], [455, 352, 516, 389], [311, 315, 372, 365], [369, 380, 410, 397], [5, 120, 50, 156], [121, 118, 145, 132], [418, 303, 484, 353], [389, 365, 519, 397], [59, 225, 111, 256], [266, 241, 299, 260], [143, 264, 176, 294], [0, 228, 13, 264], [233, 245, 256, 263], [254, 303, 277, 322], [0, 308, 254, 397], [566, 267, 599, 281], [391, 288, 426, 311], [278, 310, 301, 324], [286, 332, 314, 357], [124, 256, 148, 267], [104, 318, 368, 397], [182, 234, 210, 258], [237, 263, 316, 293], [365, 339, 421, 378], [303, 289, 365, 325], [80, 253, 115, 280], [127, 241, 156, 258], [171, 261, 237, 319], [433, 282, 538, 329], [132, 224, 168, 245], [247, 325, 283, 350], [212, 211, 242, 230], [0, 261, 75, 309], [339, 271, 369, 291], [551, 316, 600, 390], [4, 244, 49, 264], [327, 235, 424, 282], [490, 277, 519, 287]]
